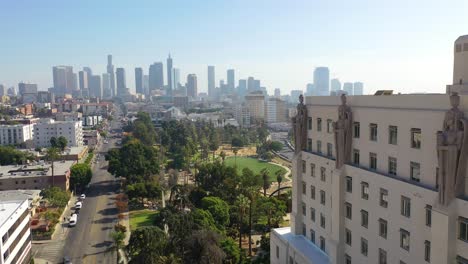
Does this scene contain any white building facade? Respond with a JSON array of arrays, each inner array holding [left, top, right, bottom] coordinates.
[[34, 119, 83, 147], [0, 124, 34, 146]]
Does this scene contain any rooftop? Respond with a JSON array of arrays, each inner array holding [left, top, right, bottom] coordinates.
[[0, 189, 41, 203], [0, 160, 75, 179], [0, 199, 27, 229]]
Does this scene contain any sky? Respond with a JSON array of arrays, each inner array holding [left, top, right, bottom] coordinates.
[[1, 0, 468, 95]]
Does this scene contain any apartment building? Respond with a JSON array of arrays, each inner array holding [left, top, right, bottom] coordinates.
[[34, 119, 83, 147], [245, 91, 265, 122], [267, 97, 287, 123], [0, 124, 34, 146]]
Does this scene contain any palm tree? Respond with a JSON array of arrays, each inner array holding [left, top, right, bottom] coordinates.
[[235, 194, 249, 251], [276, 171, 283, 197], [110, 231, 125, 258], [220, 151, 226, 163], [261, 169, 270, 197], [158, 254, 182, 264], [233, 148, 239, 167], [46, 147, 60, 187], [245, 186, 258, 256]]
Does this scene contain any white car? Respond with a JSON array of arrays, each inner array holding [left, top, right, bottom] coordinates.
[[75, 201, 82, 210], [69, 214, 77, 227], [80, 194, 86, 200]]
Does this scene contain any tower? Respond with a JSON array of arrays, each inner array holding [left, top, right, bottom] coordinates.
[[135, 67, 144, 94], [208, 66, 215, 98], [313, 67, 330, 96], [167, 54, 173, 96], [107, 55, 116, 97]]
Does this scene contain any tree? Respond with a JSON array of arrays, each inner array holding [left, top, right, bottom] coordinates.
[[184, 230, 226, 264], [191, 209, 218, 231], [57, 136, 68, 151], [41, 187, 70, 208], [258, 197, 287, 229], [231, 136, 244, 148], [200, 196, 230, 229], [46, 147, 60, 187], [127, 226, 167, 263], [0, 146, 33, 165], [235, 194, 249, 252], [219, 151, 226, 163], [111, 231, 126, 254], [50, 137, 58, 148], [269, 141, 283, 152], [158, 254, 182, 264], [232, 148, 239, 167], [276, 171, 284, 197], [261, 168, 271, 197], [220, 237, 241, 264], [70, 163, 92, 192]]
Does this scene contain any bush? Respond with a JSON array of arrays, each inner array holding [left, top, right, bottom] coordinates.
[[114, 223, 127, 233]]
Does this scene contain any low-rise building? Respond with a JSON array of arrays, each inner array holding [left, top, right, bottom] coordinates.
[[0, 123, 34, 146], [34, 119, 83, 147]]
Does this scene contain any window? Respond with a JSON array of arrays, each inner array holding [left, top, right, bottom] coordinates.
[[308, 117, 312, 130], [345, 254, 351, 264], [320, 167, 326, 182], [307, 138, 312, 151], [327, 143, 332, 157], [389, 125, 398, 145], [410, 162, 420, 182], [317, 118, 322, 131], [424, 240, 431, 262], [379, 219, 388, 238], [345, 228, 352, 246], [400, 229, 410, 251], [370, 123, 378, 141], [310, 208, 316, 222], [317, 140, 322, 153], [411, 128, 421, 149], [327, 119, 333, 133], [289, 257, 293, 264], [457, 255, 468, 264], [302, 202, 306, 216], [310, 229, 315, 243], [380, 188, 388, 208], [320, 236, 325, 251], [345, 176, 352, 193], [388, 157, 397, 175], [302, 224, 306, 236], [361, 210, 368, 228], [456, 44, 462, 52], [379, 248, 387, 264], [276, 245, 279, 258], [401, 196, 411, 218], [320, 213, 325, 228], [426, 205, 432, 227], [370, 152, 377, 170], [361, 182, 369, 200], [353, 122, 360, 138], [310, 185, 316, 199], [458, 217, 468, 241], [310, 163, 315, 177], [302, 181, 307, 195], [302, 160, 306, 173], [345, 202, 352, 219], [353, 149, 360, 165], [320, 190, 326, 205], [361, 237, 368, 256]]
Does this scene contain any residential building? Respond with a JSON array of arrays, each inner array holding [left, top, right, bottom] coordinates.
[[186, 74, 198, 98], [267, 97, 287, 123], [245, 91, 265, 122], [0, 124, 34, 146], [314, 67, 330, 96], [34, 119, 83, 147], [135, 67, 144, 94]]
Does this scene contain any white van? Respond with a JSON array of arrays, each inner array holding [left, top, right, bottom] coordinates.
[[75, 201, 82, 210], [69, 214, 77, 227]]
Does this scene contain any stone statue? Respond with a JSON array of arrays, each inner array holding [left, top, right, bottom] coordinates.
[[437, 93, 468, 206], [292, 94, 308, 154], [333, 94, 353, 169]]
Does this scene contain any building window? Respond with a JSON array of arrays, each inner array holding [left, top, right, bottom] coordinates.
[[345, 202, 352, 219], [345, 228, 352, 246], [310, 208, 316, 222], [276, 245, 279, 258], [310, 229, 315, 243], [361, 210, 368, 228], [308, 117, 312, 130], [302, 202, 306, 216], [424, 240, 431, 262], [317, 140, 322, 153], [401, 196, 411, 218], [457, 255, 468, 264], [302, 224, 306, 236], [361, 237, 368, 256], [317, 118, 322, 132], [361, 182, 369, 200], [327, 143, 333, 157], [379, 218, 387, 238], [370, 152, 377, 170], [370, 123, 378, 141], [311, 185, 316, 199], [345, 254, 351, 264], [388, 157, 397, 176], [345, 176, 352, 193], [310, 163, 315, 177], [411, 128, 421, 149], [353, 149, 360, 165], [410, 162, 420, 182], [320, 236, 325, 251], [320, 190, 326, 205], [320, 213, 325, 228], [302, 181, 307, 195], [327, 119, 333, 133], [302, 160, 306, 173], [426, 205, 432, 227], [320, 167, 326, 182], [307, 138, 312, 151], [456, 44, 462, 52], [380, 188, 388, 208], [353, 122, 360, 138], [379, 248, 387, 264], [389, 125, 398, 145], [458, 217, 468, 241], [400, 229, 410, 251]]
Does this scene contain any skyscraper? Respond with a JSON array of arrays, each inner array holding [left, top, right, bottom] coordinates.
[[343, 82, 353, 95], [238, 79, 247, 97], [83, 67, 93, 76], [227, 69, 235, 93], [306, 83, 314, 95], [79, 71, 88, 91], [135, 67, 144, 94], [167, 54, 173, 95], [313, 67, 330, 96], [274, 88, 281, 97], [208, 66, 215, 98], [143, 75, 149, 95], [330, 78, 341, 92], [89, 75, 102, 98], [149, 62, 164, 92], [172, 68, 180, 93], [107, 55, 116, 97], [116, 68, 126, 96], [353, 82, 364, 95], [18, 83, 38, 95], [186, 74, 198, 98], [0, 85, 4, 96], [247, 77, 255, 91], [102, 73, 111, 98], [52, 66, 74, 95]]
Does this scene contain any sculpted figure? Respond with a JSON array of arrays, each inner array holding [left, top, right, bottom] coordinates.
[[292, 94, 308, 154], [437, 93, 468, 206], [334, 94, 353, 169]]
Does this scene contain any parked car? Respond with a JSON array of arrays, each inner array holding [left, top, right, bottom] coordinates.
[[69, 214, 77, 227], [80, 194, 86, 200], [75, 201, 82, 210]]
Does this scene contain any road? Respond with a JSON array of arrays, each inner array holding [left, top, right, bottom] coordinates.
[[63, 116, 122, 264]]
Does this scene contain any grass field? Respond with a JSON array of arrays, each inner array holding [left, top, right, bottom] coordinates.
[[225, 156, 287, 182], [129, 210, 158, 230]]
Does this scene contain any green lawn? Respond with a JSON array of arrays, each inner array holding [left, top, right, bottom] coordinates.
[[225, 156, 287, 182], [129, 210, 158, 230]]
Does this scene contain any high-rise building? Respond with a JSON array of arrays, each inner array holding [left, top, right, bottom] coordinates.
[[247, 77, 256, 91], [107, 55, 116, 97], [266, 97, 287, 123], [331, 78, 341, 92], [172, 68, 180, 92], [245, 91, 265, 122], [306, 83, 315, 95], [102, 73, 111, 98], [238, 79, 247, 97], [83, 67, 93, 76], [135, 67, 144, 94], [343, 82, 353, 95], [167, 54, 173, 95], [18, 83, 38, 95], [143, 75, 149, 95], [290, 90, 303, 103], [79, 71, 88, 91], [53, 66, 74, 95], [116, 68, 127, 96], [208, 66, 215, 98], [0, 85, 5, 96], [89, 75, 102, 98], [149, 62, 164, 92], [353, 82, 364, 95], [313, 67, 330, 96], [186, 74, 198, 98], [227, 69, 235, 93], [274, 88, 281, 97]]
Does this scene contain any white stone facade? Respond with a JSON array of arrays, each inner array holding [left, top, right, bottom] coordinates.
[[0, 124, 34, 146], [34, 119, 83, 147], [0, 199, 31, 264]]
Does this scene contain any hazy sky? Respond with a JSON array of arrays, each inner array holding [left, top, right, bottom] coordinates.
[[1, 0, 467, 95]]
